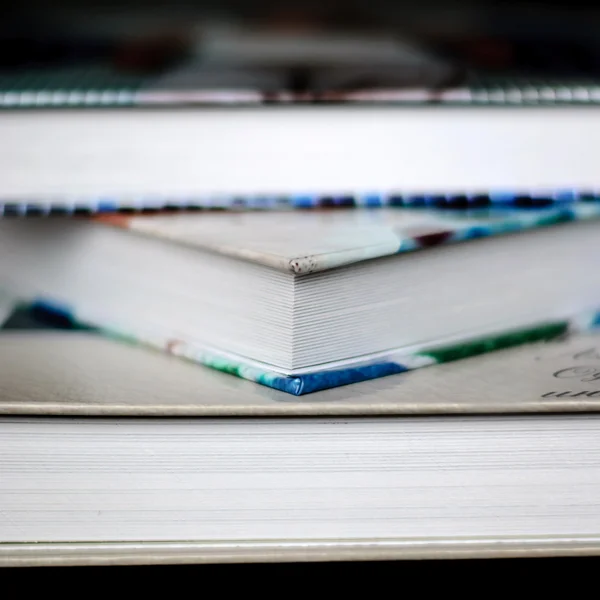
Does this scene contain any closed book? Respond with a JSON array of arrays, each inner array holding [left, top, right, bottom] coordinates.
[[3, 106, 600, 215], [0, 205, 598, 394], [2, 330, 600, 564], [5, 24, 600, 212]]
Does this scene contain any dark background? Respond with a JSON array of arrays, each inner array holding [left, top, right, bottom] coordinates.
[[2, 557, 599, 585]]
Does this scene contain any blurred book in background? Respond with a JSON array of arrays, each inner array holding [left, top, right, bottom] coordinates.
[[4, 5, 600, 106]]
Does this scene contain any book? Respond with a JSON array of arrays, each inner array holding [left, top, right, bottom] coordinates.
[[3, 106, 600, 215], [2, 329, 600, 565], [0, 204, 598, 394], [3, 410, 600, 564], [0, 329, 599, 416], [4, 22, 600, 213]]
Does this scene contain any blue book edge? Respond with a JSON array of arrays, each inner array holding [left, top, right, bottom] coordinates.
[[11, 299, 600, 396]]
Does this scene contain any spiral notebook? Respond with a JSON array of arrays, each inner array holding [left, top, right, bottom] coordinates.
[[3, 24, 600, 107]]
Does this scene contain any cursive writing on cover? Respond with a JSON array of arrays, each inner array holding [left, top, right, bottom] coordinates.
[[541, 346, 600, 398], [553, 366, 600, 382]]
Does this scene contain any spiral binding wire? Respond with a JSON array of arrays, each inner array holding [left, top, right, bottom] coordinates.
[[3, 73, 600, 107], [454, 80, 600, 105]]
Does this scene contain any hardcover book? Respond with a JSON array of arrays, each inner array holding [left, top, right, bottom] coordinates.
[[4, 23, 600, 213], [0, 204, 598, 394], [3, 406, 600, 564], [2, 330, 600, 564]]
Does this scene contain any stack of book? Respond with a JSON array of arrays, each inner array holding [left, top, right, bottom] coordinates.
[[1, 14, 600, 565]]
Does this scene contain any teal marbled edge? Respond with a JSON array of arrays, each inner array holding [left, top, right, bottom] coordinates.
[[398, 203, 600, 253]]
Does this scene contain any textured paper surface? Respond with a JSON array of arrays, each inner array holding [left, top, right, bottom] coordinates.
[[1, 330, 600, 415], [3, 415, 600, 560]]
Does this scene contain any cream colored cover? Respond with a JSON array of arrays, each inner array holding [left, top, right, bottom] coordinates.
[[3, 537, 600, 567], [0, 330, 599, 415]]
